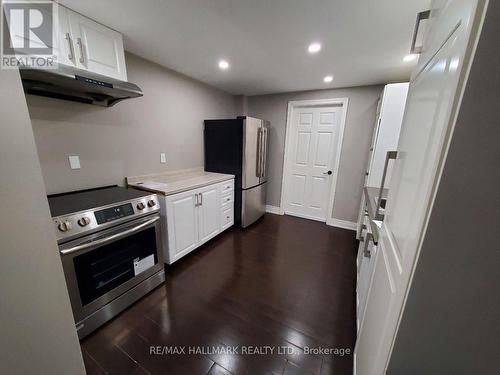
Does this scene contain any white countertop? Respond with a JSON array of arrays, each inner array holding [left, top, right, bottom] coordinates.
[[126, 168, 234, 196]]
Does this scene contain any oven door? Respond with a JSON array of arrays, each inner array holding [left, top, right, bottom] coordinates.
[[59, 214, 164, 323]]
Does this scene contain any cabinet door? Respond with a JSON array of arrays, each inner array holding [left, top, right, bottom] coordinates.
[[68, 10, 127, 81], [354, 0, 483, 373], [357, 237, 377, 327], [54, 6, 75, 67], [367, 83, 409, 188], [165, 190, 198, 261], [197, 185, 220, 245]]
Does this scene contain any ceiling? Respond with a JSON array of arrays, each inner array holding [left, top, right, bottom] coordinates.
[[60, 0, 430, 96]]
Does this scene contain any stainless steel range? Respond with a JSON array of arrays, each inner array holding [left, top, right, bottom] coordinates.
[[48, 185, 165, 339]]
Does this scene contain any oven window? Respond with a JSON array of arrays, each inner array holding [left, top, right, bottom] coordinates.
[[73, 227, 158, 306]]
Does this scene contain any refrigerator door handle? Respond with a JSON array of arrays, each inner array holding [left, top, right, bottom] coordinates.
[[262, 127, 268, 178], [256, 127, 263, 177]]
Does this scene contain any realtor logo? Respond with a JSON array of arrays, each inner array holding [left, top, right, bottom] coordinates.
[[1, 0, 57, 68]]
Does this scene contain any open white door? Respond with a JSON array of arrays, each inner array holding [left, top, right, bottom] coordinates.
[[354, 0, 485, 374]]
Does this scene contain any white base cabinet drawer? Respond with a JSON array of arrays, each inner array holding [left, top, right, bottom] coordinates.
[[221, 207, 234, 230], [161, 179, 234, 264], [220, 192, 234, 208], [220, 180, 234, 194]]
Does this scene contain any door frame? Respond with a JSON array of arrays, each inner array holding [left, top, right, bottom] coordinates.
[[279, 98, 349, 224]]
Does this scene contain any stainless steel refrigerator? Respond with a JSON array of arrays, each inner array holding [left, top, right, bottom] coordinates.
[[204, 116, 269, 228]]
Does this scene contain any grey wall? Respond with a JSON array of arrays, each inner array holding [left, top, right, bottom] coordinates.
[[0, 69, 85, 374], [28, 52, 236, 194], [27, 50, 381, 223], [387, 1, 500, 373], [246, 85, 383, 222]]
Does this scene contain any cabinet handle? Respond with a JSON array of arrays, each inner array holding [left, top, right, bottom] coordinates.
[[376, 151, 397, 220], [262, 127, 268, 178], [195, 193, 199, 207], [256, 128, 263, 177], [76, 37, 85, 64], [199, 193, 203, 206], [60, 216, 160, 255], [410, 10, 430, 54], [64, 33, 74, 62], [363, 233, 373, 258]]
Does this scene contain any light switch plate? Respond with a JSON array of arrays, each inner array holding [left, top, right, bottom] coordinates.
[[68, 155, 81, 169], [160, 153, 166, 164]]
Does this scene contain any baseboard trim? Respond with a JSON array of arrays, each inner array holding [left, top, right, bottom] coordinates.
[[284, 211, 325, 222], [265, 205, 283, 215], [327, 218, 357, 231]]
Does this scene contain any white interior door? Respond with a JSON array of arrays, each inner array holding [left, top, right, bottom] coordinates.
[[283, 105, 342, 221], [197, 185, 220, 245], [354, 0, 481, 373]]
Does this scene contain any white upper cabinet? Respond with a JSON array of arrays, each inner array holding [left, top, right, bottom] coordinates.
[[41, 5, 128, 81], [366, 83, 409, 188], [66, 9, 127, 81], [57, 6, 75, 67]]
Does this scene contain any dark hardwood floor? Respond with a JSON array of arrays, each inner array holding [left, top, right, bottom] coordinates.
[[81, 214, 358, 375]]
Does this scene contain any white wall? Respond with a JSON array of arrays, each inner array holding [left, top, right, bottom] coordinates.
[[0, 69, 85, 375], [246, 85, 383, 222]]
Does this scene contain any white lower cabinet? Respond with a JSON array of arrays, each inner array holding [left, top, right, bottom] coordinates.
[[356, 216, 377, 331], [163, 189, 199, 261], [161, 179, 234, 264], [198, 184, 220, 245]]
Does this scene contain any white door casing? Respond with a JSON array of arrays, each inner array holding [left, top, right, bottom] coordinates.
[[281, 99, 348, 222], [354, 0, 485, 374]]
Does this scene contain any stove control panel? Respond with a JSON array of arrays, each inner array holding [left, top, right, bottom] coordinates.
[[53, 195, 159, 243]]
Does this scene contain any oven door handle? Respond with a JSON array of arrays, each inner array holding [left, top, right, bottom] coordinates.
[[60, 216, 160, 256]]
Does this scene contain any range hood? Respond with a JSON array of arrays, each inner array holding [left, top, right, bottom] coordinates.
[[19, 65, 143, 107]]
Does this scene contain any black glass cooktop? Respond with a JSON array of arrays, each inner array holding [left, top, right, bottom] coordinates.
[[47, 185, 152, 217]]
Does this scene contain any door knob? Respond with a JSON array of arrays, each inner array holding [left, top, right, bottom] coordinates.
[[324, 170, 332, 175]]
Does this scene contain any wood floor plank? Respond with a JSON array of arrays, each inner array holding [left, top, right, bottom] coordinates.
[[81, 214, 357, 375]]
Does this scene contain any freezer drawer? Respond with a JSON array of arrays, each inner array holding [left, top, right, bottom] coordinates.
[[241, 182, 267, 228]]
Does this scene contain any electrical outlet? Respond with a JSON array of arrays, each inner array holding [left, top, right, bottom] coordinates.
[[160, 153, 166, 164], [68, 155, 81, 170]]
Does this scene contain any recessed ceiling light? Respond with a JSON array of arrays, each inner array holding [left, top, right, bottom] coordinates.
[[323, 75, 333, 83], [308, 43, 322, 54], [218, 60, 229, 70], [403, 54, 418, 62]]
